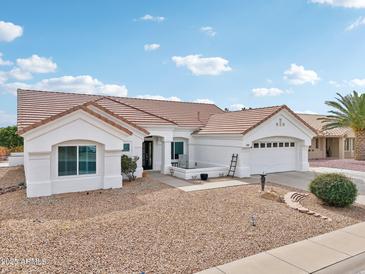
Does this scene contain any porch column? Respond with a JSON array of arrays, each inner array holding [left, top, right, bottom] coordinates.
[[339, 137, 345, 159], [162, 138, 172, 174], [134, 140, 143, 178]]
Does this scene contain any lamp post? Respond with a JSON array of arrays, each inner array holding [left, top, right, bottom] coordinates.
[[260, 173, 266, 191]]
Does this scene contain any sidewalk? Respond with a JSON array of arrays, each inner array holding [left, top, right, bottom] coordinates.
[[149, 172, 248, 192], [309, 166, 365, 181], [197, 222, 365, 274]]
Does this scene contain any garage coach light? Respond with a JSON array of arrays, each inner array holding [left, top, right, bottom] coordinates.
[[260, 173, 266, 191]]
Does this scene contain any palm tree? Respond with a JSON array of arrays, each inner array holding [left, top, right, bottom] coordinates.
[[321, 91, 365, 160]]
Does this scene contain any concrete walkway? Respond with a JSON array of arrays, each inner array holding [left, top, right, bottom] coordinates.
[[197, 222, 365, 274], [149, 172, 248, 192], [309, 166, 365, 182]]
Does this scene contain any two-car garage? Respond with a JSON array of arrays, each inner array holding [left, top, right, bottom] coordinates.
[[249, 137, 299, 175]]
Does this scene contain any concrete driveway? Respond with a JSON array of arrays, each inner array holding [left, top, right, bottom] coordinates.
[[249, 171, 365, 195]]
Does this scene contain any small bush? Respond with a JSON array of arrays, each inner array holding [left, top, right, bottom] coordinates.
[[309, 173, 358, 207], [9, 146, 24, 153], [121, 155, 139, 181]]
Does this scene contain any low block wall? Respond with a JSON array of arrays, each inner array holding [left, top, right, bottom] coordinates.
[[8, 152, 24, 167]]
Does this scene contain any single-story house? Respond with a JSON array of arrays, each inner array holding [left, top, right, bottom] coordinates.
[[298, 114, 355, 160], [18, 89, 316, 197]]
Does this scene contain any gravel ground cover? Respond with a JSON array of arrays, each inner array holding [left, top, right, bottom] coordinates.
[[0, 166, 25, 189], [0, 177, 364, 274]]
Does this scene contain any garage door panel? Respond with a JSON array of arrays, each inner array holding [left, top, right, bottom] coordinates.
[[250, 143, 297, 175]]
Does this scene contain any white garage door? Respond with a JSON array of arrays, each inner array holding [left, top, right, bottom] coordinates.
[[250, 140, 297, 175]]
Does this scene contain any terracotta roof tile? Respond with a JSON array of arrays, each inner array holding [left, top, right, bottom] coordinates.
[[196, 105, 317, 135], [18, 101, 133, 135], [17, 89, 224, 134], [298, 114, 355, 138]]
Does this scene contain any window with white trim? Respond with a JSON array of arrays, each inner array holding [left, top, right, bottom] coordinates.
[[122, 143, 131, 152], [58, 145, 96, 176], [171, 141, 184, 160]]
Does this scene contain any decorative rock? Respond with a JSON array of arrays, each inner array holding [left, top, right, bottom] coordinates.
[[298, 207, 309, 213], [284, 191, 331, 221], [260, 190, 283, 203]]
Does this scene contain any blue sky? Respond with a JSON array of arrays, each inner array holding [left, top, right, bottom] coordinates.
[[1, 0, 365, 126]]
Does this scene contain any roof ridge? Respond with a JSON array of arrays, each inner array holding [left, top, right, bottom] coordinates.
[[103, 96, 178, 125], [17, 88, 223, 108], [89, 100, 150, 135], [226, 105, 284, 113]]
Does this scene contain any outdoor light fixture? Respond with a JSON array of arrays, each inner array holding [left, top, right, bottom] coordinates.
[[251, 214, 257, 226], [260, 172, 266, 191], [169, 168, 174, 176]]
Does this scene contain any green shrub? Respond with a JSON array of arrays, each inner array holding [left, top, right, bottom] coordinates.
[[0, 126, 23, 148], [309, 173, 358, 207], [121, 155, 139, 181]]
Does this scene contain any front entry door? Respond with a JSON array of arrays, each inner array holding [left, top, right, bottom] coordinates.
[[142, 141, 153, 170]]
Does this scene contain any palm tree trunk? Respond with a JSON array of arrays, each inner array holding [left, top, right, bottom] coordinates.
[[354, 129, 365, 160]]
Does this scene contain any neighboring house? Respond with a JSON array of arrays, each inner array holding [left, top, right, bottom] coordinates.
[[298, 114, 355, 160], [18, 89, 316, 197]]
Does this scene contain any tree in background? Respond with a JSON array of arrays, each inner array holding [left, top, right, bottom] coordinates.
[[321, 91, 365, 160], [0, 126, 23, 149]]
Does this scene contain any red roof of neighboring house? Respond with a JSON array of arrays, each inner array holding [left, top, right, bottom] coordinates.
[[196, 105, 317, 135], [17, 89, 224, 134], [298, 113, 355, 138]]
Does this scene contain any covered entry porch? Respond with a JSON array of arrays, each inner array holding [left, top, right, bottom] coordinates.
[[142, 135, 189, 173], [308, 136, 355, 160]]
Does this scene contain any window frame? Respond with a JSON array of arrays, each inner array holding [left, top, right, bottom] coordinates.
[[57, 144, 97, 177], [171, 141, 185, 160], [122, 142, 131, 152]]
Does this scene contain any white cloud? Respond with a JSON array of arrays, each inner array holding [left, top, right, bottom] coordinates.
[[0, 71, 7, 84], [16, 54, 57, 74], [346, 16, 365, 31], [194, 98, 214, 104], [172, 54, 232, 76], [136, 94, 181, 101], [200, 26, 216, 37], [8, 67, 32, 81], [144, 43, 160, 51], [229, 104, 246, 111], [328, 80, 342, 88], [350, 78, 365, 86], [2, 75, 128, 97], [0, 21, 23, 42], [252, 87, 286, 97], [296, 110, 319, 114], [284, 64, 320, 85], [0, 53, 12, 66], [139, 14, 165, 22], [310, 0, 365, 8], [0, 110, 16, 126]]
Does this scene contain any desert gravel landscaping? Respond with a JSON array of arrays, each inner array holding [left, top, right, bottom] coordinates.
[[1, 174, 365, 274]]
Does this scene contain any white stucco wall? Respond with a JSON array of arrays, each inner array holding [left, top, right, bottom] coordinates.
[[22, 110, 137, 197], [189, 109, 315, 177]]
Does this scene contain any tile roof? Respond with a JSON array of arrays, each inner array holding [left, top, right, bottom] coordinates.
[[298, 114, 355, 138], [18, 101, 133, 135], [196, 105, 317, 135], [112, 96, 223, 128], [17, 89, 224, 134]]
